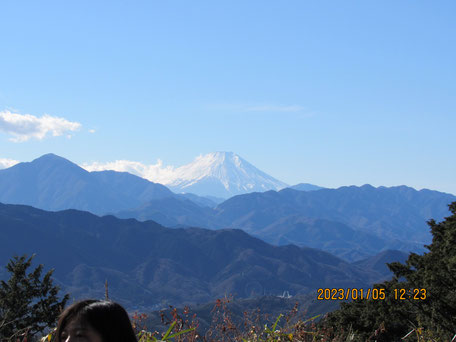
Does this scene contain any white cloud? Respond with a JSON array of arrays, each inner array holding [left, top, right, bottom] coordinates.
[[89, 129, 96, 134], [82, 159, 177, 184], [0, 110, 82, 142], [0, 158, 19, 169]]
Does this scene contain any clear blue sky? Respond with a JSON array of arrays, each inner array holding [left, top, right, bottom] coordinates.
[[1, 1, 455, 194]]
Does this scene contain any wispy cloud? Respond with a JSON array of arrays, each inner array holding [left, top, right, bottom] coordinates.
[[0, 110, 82, 142], [89, 129, 96, 134], [82, 159, 176, 184], [205, 103, 313, 116], [244, 105, 306, 112], [0, 158, 19, 169]]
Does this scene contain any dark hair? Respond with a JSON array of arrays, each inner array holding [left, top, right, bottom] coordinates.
[[56, 299, 138, 342]]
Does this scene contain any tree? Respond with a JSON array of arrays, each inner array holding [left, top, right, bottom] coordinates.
[[322, 201, 456, 341], [388, 201, 456, 338], [0, 255, 69, 341]]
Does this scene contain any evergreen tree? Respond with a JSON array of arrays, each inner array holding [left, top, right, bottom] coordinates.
[[322, 201, 456, 341], [388, 201, 456, 338], [0, 255, 69, 341]]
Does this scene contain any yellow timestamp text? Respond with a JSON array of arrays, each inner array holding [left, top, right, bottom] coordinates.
[[317, 288, 427, 301]]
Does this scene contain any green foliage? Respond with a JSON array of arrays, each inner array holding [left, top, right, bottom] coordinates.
[[137, 321, 196, 342], [321, 201, 456, 341], [0, 255, 69, 341], [388, 202, 456, 336], [242, 313, 322, 342], [191, 298, 325, 341]]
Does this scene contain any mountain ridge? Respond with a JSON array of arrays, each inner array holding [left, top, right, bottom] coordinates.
[[213, 185, 455, 245], [0, 202, 384, 310], [119, 183, 455, 261], [2, 153, 454, 262], [0, 154, 203, 214]]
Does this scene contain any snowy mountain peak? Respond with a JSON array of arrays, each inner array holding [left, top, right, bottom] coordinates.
[[167, 152, 288, 198]]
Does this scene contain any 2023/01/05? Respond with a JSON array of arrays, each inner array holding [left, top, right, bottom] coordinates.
[[317, 288, 427, 301]]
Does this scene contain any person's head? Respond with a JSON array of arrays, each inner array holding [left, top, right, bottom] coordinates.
[[56, 299, 138, 342]]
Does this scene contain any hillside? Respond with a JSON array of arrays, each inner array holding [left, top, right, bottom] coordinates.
[[254, 216, 418, 261], [213, 185, 455, 245], [122, 185, 454, 260], [0, 203, 385, 310]]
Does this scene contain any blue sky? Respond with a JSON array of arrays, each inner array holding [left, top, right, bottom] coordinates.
[[1, 1, 455, 194]]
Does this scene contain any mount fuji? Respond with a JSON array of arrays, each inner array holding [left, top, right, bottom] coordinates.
[[164, 152, 288, 198]]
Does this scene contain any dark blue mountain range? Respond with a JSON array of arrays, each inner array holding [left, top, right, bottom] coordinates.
[[0, 203, 386, 310], [122, 185, 454, 260], [1, 154, 454, 261]]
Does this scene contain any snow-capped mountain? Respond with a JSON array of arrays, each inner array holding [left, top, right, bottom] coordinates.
[[166, 152, 288, 198]]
